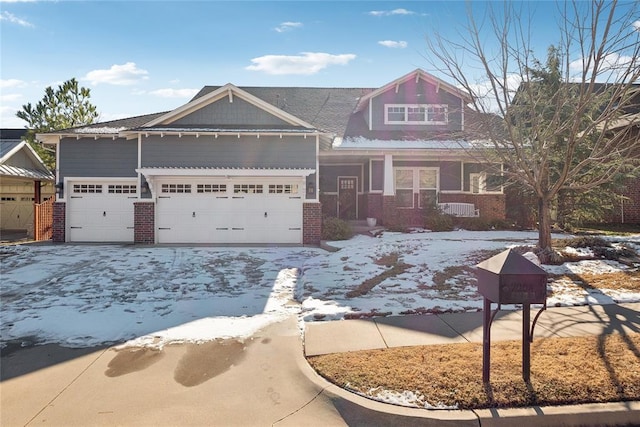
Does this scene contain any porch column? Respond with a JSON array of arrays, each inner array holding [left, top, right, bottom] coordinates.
[[383, 154, 394, 196]]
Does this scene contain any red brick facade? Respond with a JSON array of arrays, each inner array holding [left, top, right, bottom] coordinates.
[[52, 202, 65, 242], [609, 178, 640, 223], [303, 202, 322, 244], [438, 193, 506, 222], [134, 202, 155, 244]]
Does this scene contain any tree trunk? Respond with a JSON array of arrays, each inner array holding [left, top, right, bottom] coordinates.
[[538, 196, 552, 250]]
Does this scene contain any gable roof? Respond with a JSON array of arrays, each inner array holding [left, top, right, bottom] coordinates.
[[354, 69, 471, 113], [189, 85, 372, 137], [143, 84, 323, 131], [0, 133, 54, 180]]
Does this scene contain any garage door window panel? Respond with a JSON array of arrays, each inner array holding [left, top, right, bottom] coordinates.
[[73, 184, 102, 194], [197, 184, 227, 193], [234, 184, 263, 194], [108, 184, 137, 194], [162, 183, 191, 193]]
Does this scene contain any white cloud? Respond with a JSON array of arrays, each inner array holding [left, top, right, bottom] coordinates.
[[246, 52, 356, 75], [274, 21, 302, 33], [378, 40, 408, 49], [0, 11, 34, 27], [0, 78, 27, 89], [148, 88, 199, 98], [569, 52, 637, 82], [0, 93, 22, 102], [1, 105, 26, 128], [368, 8, 415, 17], [83, 62, 149, 86], [633, 20, 640, 32]]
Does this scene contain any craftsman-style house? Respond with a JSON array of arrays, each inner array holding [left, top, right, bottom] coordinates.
[[38, 69, 506, 245]]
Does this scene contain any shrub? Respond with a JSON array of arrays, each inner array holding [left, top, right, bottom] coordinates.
[[321, 217, 352, 240], [456, 217, 491, 231], [424, 202, 455, 232]]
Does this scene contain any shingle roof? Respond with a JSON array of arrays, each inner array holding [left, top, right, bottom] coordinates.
[[192, 86, 374, 136]]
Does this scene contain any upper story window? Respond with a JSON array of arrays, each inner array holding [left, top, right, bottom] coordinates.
[[385, 104, 448, 125]]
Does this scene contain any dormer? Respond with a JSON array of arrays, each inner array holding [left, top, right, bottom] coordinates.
[[354, 69, 471, 134]]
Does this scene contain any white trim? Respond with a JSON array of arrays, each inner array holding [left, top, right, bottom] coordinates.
[[383, 154, 394, 196], [393, 167, 440, 209], [136, 167, 315, 178], [384, 104, 449, 125], [355, 69, 472, 113]]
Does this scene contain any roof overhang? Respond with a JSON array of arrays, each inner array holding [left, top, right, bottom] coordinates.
[[136, 167, 316, 178]]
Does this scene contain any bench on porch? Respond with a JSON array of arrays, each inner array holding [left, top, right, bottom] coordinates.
[[437, 202, 480, 217]]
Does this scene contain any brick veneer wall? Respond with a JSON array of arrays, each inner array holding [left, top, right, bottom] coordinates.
[[608, 178, 640, 223], [319, 194, 337, 218], [303, 202, 322, 245], [439, 193, 506, 221], [134, 202, 155, 244], [52, 202, 65, 242], [365, 193, 383, 222]]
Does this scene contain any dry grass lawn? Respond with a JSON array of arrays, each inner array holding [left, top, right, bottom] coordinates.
[[308, 333, 640, 409]]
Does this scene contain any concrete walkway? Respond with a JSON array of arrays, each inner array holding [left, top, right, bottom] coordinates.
[[304, 302, 640, 356], [1, 303, 639, 426]]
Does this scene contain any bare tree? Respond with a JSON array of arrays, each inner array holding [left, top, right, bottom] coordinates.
[[426, 0, 640, 250]]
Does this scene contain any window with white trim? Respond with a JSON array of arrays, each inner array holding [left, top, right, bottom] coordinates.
[[385, 104, 449, 125], [394, 168, 438, 208], [268, 184, 298, 194], [73, 184, 102, 193], [108, 184, 137, 194], [197, 184, 226, 193], [234, 184, 263, 194], [161, 183, 191, 193]]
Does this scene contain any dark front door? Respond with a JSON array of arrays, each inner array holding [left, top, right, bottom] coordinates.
[[338, 177, 357, 220]]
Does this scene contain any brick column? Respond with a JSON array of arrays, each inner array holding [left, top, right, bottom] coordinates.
[[134, 202, 155, 244], [382, 195, 396, 227], [52, 202, 65, 242], [303, 202, 322, 245]]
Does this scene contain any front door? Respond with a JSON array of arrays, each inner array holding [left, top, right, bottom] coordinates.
[[338, 177, 357, 220]]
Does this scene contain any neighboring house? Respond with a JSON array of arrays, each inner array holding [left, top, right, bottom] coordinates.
[[1, 129, 55, 238], [38, 69, 506, 245]]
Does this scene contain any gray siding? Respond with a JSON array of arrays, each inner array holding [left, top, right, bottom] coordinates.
[[141, 135, 315, 169], [367, 79, 463, 132], [59, 138, 137, 179], [174, 97, 290, 126], [319, 164, 363, 193], [370, 160, 384, 191]]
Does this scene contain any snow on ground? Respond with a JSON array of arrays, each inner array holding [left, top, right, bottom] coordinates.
[[1, 230, 639, 350]]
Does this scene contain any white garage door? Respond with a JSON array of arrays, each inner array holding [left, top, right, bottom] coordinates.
[[156, 179, 303, 244], [68, 182, 136, 242]]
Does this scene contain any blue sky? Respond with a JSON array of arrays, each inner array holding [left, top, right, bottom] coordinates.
[[1, 1, 638, 128]]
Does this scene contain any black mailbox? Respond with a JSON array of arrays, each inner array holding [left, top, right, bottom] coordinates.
[[475, 248, 548, 383], [476, 248, 547, 304]]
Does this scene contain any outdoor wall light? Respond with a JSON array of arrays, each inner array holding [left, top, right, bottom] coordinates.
[[307, 180, 315, 195], [141, 181, 150, 194], [55, 182, 64, 194]]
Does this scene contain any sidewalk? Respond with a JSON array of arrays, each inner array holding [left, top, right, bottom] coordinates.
[[304, 302, 640, 356]]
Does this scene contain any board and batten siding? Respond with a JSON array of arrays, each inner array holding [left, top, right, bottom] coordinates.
[[174, 97, 290, 127], [141, 135, 316, 169], [58, 138, 138, 179]]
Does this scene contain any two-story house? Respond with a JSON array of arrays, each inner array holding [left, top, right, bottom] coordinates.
[[38, 69, 506, 245]]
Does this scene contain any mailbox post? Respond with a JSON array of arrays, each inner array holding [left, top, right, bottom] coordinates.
[[476, 249, 548, 383]]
